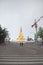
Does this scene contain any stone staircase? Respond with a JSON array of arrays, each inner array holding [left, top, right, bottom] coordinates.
[[0, 42, 43, 65], [0, 55, 43, 65]]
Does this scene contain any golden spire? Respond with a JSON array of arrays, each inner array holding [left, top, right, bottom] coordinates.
[[20, 26, 22, 32], [17, 27, 26, 42]]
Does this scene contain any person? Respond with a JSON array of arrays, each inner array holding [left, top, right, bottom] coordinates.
[[20, 42, 23, 46]]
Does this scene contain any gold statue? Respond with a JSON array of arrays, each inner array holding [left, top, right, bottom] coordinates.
[[17, 27, 25, 42]]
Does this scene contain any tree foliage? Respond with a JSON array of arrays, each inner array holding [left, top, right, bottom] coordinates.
[[27, 36, 33, 41], [34, 27, 43, 42], [0, 25, 8, 43]]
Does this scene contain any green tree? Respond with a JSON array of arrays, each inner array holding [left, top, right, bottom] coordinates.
[[27, 36, 33, 41], [34, 27, 43, 43], [0, 25, 8, 43], [38, 27, 43, 38]]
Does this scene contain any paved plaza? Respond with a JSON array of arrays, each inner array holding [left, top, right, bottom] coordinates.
[[0, 42, 43, 65]]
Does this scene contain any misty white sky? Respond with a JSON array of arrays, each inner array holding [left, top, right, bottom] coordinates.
[[0, 0, 43, 41]]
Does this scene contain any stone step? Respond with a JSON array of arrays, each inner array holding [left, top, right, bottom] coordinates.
[[0, 61, 43, 65], [0, 55, 43, 59], [0, 56, 43, 65], [0, 55, 43, 57], [0, 58, 43, 62]]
